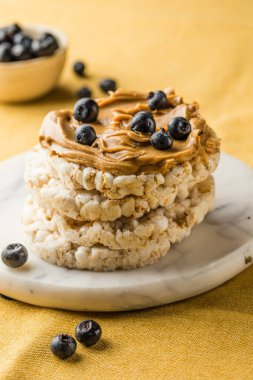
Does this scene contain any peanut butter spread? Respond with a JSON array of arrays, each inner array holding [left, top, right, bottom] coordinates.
[[39, 89, 220, 175]]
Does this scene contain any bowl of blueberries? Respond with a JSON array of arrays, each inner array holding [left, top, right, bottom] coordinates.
[[0, 23, 67, 102]]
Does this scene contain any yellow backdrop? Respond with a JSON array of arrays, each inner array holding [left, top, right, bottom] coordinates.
[[0, 0, 252, 379]]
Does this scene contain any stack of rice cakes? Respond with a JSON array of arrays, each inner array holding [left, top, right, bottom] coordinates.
[[23, 89, 220, 271]]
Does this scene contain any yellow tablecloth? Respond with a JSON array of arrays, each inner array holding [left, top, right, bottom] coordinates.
[[0, 1, 252, 379]]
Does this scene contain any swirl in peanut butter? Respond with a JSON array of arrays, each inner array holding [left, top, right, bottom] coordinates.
[[39, 89, 220, 175]]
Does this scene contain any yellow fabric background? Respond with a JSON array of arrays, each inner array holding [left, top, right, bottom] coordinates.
[[0, 0, 252, 379]]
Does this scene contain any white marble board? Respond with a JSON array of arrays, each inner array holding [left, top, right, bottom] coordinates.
[[0, 152, 252, 311]]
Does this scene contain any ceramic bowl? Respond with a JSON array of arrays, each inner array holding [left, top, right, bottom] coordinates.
[[0, 24, 68, 102]]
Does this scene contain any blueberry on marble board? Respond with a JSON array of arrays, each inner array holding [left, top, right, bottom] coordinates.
[[130, 111, 156, 135], [73, 98, 99, 123], [1, 243, 28, 268], [150, 128, 173, 150], [168, 117, 191, 140], [50, 334, 77, 359], [147, 90, 169, 110], [75, 320, 102, 347]]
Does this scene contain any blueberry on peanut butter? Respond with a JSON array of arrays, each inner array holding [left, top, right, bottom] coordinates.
[[147, 90, 169, 110], [75, 125, 97, 146], [73, 98, 99, 123], [168, 117, 191, 140], [150, 128, 173, 150], [130, 111, 156, 135]]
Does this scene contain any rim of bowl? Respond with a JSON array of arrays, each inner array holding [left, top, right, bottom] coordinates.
[[0, 24, 68, 68]]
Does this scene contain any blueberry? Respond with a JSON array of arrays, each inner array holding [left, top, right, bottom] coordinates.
[[73, 61, 85, 77], [40, 32, 58, 43], [168, 117, 191, 140], [11, 44, 32, 61], [31, 33, 59, 58], [0, 29, 10, 44], [150, 128, 173, 150], [39, 32, 59, 50], [99, 78, 117, 93], [13, 32, 33, 50], [130, 111, 156, 135], [75, 125, 97, 146], [73, 98, 99, 123], [75, 320, 102, 347], [50, 334, 77, 359], [0, 43, 13, 62], [30, 40, 42, 57], [1, 42, 12, 50], [77, 86, 92, 99], [1, 243, 28, 268], [6, 23, 22, 38], [147, 90, 169, 110]]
